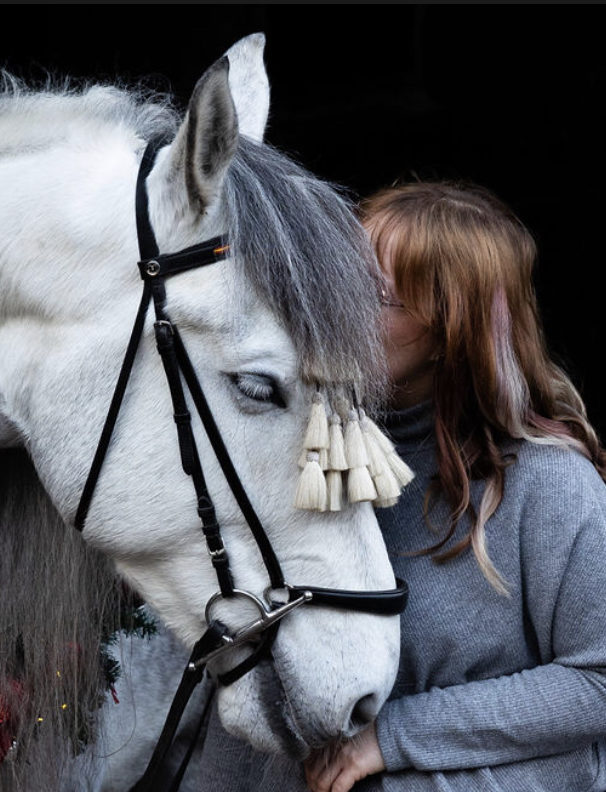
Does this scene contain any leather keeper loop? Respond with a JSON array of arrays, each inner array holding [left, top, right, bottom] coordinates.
[[205, 533, 224, 554], [154, 320, 175, 352], [197, 498, 217, 524]]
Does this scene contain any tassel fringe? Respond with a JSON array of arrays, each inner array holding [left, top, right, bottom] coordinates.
[[344, 410, 369, 468], [303, 391, 330, 450], [347, 465, 378, 503], [328, 413, 348, 471], [326, 470, 343, 512], [294, 392, 415, 512], [294, 451, 327, 511]]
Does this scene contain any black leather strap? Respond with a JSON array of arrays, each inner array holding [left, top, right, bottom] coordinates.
[[172, 325, 286, 591], [153, 318, 235, 597], [128, 621, 228, 792], [74, 280, 153, 531], [138, 237, 229, 281], [135, 136, 169, 260], [289, 578, 409, 615], [166, 689, 215, 792]]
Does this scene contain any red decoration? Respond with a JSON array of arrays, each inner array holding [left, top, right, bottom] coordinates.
[[0, 679, 25, 763]]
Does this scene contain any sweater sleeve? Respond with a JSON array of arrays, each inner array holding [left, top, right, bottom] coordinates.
[[375, 456, 606, 773]]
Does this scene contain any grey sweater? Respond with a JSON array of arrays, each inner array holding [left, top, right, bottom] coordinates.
[[365, 400, 606, 791], [188, 401, 606, 792]]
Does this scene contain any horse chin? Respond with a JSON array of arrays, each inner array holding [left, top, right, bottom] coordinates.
[[215, 659, 319, 760]]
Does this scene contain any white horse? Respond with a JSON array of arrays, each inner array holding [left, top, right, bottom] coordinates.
[[0, 34, 406, 790]]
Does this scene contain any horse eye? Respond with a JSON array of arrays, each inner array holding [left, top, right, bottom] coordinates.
[[232, 373, 286, 408]]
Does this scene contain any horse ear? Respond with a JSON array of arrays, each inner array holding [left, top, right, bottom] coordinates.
[[225, 32, 270, 143], [154, 33, 269, 215], [161, 54, 239, 212]]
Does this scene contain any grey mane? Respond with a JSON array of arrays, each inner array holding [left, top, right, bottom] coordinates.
[[0, 451, 121, 791], [225, 137, 388, 408]]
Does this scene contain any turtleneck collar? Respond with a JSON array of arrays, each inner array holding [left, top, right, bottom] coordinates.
[[378, 400, 435, 451]]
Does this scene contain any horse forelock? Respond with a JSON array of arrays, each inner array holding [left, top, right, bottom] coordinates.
[[224, 138, 389, 411]]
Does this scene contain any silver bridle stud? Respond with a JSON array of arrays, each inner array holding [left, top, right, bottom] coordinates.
[[145, 259, 161, 277]]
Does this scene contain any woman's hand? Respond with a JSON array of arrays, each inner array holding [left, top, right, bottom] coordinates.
[[304, 723, 386, 792]]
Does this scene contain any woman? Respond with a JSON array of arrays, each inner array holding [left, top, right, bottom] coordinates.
[[305, 181, 606, 792]]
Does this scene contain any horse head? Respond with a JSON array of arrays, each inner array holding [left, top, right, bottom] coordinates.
[[0, 34, 407, 762]]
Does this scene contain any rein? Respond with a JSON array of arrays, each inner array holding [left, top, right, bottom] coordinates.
[[74, 137, 408, 790]]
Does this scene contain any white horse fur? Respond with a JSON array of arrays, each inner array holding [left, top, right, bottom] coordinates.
[[0, 34, 401, 786]]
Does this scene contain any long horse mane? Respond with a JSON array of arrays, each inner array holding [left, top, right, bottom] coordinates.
[[0, 450, 122, 790], [0, 73, 388, 788]]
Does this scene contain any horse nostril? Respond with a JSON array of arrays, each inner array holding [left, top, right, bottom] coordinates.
[[349, 693, 379, 729]]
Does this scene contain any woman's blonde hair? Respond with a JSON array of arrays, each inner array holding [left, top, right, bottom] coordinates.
[[361, 181, 606, 592]]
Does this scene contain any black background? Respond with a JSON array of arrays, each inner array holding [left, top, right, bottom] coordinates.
[[2, 5, 604, 437]]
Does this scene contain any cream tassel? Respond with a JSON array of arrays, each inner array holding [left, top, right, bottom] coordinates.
[[328, 413, 348, 471], [300, 446, 329, 472], [303, 391, 330, 450], [318, 447, 329, 471], [386, 452, 416, 488], [360, 412, 387, 477], [294, 451, 327, 511], [372, 465, 401, 503], [347, 466, 378, 503], [362, 412, 415, 488], [344, 409, 370, 469], [362, 412, 399, 455], [374, 495, 400, 509], [326, 470, 343, 511], [360, 411, 405, 507]]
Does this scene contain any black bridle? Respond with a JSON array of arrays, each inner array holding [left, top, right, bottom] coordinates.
[[75, 138, 408, 791]]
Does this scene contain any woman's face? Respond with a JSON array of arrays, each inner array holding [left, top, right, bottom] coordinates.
[[380, 264, 437, 409]]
